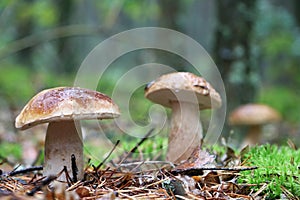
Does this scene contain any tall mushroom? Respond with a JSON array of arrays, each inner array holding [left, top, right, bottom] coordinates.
[[228, 103, 281, 147], [145, 72, 221, 163], [15, 87, 120, 181]]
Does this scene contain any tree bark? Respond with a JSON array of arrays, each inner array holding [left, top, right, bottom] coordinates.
[[213, 0, 257, 118]]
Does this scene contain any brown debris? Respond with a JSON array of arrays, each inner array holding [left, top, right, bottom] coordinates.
[[0, 141, 258, 199], [0, 162, 257, 199]]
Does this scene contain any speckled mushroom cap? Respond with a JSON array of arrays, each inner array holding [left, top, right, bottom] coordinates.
[[144, 72, 222, 109], [228, 104, 281, 126], [15, 87, 120, 130]]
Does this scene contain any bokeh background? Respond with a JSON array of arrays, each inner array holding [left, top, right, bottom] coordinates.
[[0, 0, 299, 166]]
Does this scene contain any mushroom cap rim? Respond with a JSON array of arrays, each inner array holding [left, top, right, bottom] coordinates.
[[15, 86, 120, 130]]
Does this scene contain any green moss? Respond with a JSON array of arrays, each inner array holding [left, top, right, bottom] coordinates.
[[238, 144, 300, 198], [204, 144, 227, 156], [0, 142, 22, 161], [84, 132, 168, 167]]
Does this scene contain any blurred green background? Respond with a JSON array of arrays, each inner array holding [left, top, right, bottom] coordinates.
[[0, 0, 299, 165]]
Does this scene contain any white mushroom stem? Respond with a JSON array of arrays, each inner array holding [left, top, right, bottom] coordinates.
[[241, 125, 262, 148], [44, 120, 83, 181], [167, 101, 202, 163]]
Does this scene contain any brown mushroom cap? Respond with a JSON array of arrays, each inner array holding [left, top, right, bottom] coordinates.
[[15, 87, 120, 130], [228, 104, 281, 126], [144, 72, 222, 109]]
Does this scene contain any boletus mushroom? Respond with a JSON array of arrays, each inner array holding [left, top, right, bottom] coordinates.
[[229, 103, 281, 147], [15, 87, 120, 181], [145, 72, 221, 163]]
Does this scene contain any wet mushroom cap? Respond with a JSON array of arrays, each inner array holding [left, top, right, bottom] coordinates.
[[145, 72, 222, 109], [228, 104, 281, 126], [15, 87, 120, 130]]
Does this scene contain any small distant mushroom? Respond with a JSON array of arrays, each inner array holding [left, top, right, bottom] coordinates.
[[145, 72, 222, 163], [228, 103, 281, 147], [15, 87, 120, 181]]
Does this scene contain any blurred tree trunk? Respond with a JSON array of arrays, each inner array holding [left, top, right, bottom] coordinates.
[[54, 0, 74, 73], [158, 0, 180, 30], [213, 0, 257, 111], [293, 0, 300, 26], [157, 0, 187, 70], [15, 2, 34, 67]]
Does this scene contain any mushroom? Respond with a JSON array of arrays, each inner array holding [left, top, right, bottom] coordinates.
[[145, 72, 222, 163], [228, 103, 281, 147], [15, 87, 120, 181]]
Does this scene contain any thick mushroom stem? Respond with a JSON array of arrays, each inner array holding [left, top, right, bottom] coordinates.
[[44, 120, 83, 181], [242, 125, 262, 147], [167, 101, 202, 163]]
